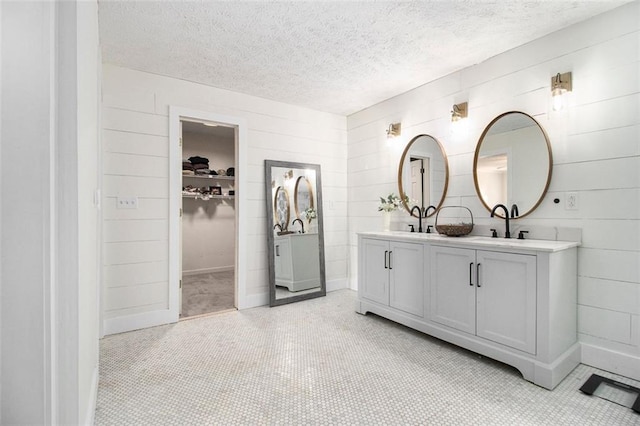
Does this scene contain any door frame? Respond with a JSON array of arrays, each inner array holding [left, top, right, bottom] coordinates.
[[168, 106, 248, 320]]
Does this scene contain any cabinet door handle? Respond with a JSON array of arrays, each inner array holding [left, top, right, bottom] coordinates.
[[476, 263, 481, 287], [389, 251, 393, 270], [276, 245, 280, 257], [384, 250, 388, 269], [469, 262, 474, 286]]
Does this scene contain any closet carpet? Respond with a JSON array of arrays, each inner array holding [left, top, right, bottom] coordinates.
[[181, 271, 234, 318], [96, 289, 640, 425]]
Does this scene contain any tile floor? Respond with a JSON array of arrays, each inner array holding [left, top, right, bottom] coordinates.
[[96, 290, 640, 425]]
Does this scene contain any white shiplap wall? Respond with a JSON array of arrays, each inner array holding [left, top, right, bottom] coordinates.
[[347, 2, 639, 380], [102, 65, 348, 333]]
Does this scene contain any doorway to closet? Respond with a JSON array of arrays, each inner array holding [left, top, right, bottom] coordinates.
[[180, 119, 237, 319]]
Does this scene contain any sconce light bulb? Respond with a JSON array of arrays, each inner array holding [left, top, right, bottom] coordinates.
[[550, 72, 571, 112], [551, 88, 565, 111]]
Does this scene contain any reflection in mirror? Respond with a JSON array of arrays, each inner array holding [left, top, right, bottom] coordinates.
[[265, 160, 326, 307], [398, 134, 449, 217], [274, 186, 290, 230], [294, 176, 315, 226], [474, 111, 552, 218]]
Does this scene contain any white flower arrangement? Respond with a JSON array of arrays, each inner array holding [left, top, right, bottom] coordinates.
[[378, 193, 407, 212], [304, 207, 317, 222]]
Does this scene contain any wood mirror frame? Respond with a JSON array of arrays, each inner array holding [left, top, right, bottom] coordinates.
[[397, 134, 449, 217], [294, 176, 315, 222], [273, 186, 290, 230], [473, 111, 552, 219]]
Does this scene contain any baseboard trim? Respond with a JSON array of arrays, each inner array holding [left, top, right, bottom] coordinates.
[[182, 266, 233, 276], [581, 343, 640, 382], [242, 292, 269, 309], [239, 279, 347, 310], [83, 366, 99, 425], [104, 309, 176, 335], [104, 278, 349, 331], [327, 277, 348, 293]]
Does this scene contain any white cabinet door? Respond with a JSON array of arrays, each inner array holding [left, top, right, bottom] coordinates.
[[274, 238, 292, 281], [361, 238, 390, 305], [430, 246, 476, 334], [476, 250, 536, 354], [389, 241, 424, 317]]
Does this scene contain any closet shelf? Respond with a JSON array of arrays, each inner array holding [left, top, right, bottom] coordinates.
[[182, 194, 235, 200], [182, 174, 235, 181]]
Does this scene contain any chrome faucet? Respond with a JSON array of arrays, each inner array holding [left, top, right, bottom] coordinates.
[[510, 203, 519, 218], [491, 204, 511, 239], [292, 218, 305, 233], [410, 205, 424, 232], [273, 223, 283, 232]]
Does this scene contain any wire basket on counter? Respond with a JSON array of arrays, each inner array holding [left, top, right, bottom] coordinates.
[[435, 206, 474, 237]]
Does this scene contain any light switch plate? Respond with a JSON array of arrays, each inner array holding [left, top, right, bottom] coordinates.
[[117, 196, 138, 209], [565, 192, 578, 210]]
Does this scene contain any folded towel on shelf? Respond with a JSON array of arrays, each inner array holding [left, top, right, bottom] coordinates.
[[182, 170, 195, 176], [195, 169, 211, 175], [188, 156, 209, 165], [193, 163, 209, 170]]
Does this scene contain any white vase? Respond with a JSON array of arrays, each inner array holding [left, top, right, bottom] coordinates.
[[382, 211, 391, 231]]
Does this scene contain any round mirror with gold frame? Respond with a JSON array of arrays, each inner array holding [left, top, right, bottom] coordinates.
[[398, 134, 449, 217], [294, 176, 314, 222], [473, 111, 552, 219], [274, 186, 290, 229]]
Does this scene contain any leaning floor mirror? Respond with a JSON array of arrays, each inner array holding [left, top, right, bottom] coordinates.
[[265, 160, 326, 307]]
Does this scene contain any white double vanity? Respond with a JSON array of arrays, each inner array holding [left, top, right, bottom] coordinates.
[[357, 231, 579, 390]]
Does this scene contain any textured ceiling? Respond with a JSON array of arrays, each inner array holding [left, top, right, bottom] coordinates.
[[99, 0, 630, 116]]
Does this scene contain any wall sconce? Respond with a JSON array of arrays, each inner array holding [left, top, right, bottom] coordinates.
[[551, 72, 572, 111], [386, 122, 401, 138], [451, 102, 468, 122]]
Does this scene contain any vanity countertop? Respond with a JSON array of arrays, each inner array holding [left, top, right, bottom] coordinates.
[[358, 231, 579, 252]]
